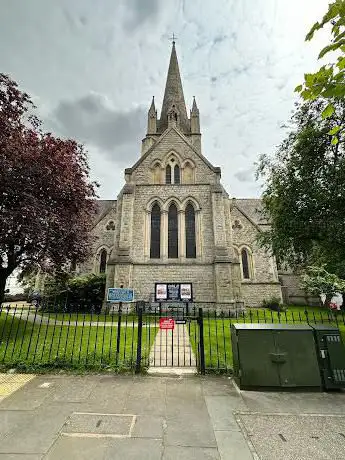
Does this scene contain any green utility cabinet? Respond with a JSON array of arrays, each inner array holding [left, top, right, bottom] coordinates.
[[231, 323, 345, 391], [312, 325, 345, 390]]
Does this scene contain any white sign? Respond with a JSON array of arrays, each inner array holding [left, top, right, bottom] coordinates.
[[155, 283, 168, 300], [180, 283, 192, 300]]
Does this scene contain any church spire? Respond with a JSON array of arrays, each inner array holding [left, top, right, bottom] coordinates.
[[147, 96, 157, 134], [190, 96, 200, 134], [158, 42, 189, 133]]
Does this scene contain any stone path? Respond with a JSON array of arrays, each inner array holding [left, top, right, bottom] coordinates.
[[148, 324, 197, 370]]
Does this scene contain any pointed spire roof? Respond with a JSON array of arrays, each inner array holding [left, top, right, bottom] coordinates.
[[191, 96, 199, 113], [148, 96, 156, 115], [158, 42, 189, 133]]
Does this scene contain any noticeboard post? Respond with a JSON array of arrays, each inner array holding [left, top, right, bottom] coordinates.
[[107, 288, 135, 303]]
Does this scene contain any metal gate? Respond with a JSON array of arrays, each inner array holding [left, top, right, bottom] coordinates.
[[135, 304, 205, 372]]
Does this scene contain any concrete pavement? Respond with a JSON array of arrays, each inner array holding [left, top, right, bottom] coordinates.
[[0, 373, 344, 459]]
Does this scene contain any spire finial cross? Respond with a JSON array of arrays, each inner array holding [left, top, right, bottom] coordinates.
[[170, 33, 177, 44]]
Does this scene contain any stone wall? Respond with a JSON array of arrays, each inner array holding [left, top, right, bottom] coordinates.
[[79, 207, 117, 274], [241, 282, 282, 308], [131, 128, 218, 185], [131, 263, 215, 302], [130, 184, 216, 263], [231, 206, 279, 283]]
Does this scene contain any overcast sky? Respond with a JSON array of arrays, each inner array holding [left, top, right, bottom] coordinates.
[[0, 0, 330, 199]]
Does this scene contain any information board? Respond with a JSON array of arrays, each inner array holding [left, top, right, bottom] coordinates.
[[154, 283, 193, 302], [107, 288, 135, 303]]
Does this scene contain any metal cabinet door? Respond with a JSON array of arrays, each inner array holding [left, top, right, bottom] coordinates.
[[239, 330, 280, 387], [275, 330, 321, 387], [324, 334, 345, 387]]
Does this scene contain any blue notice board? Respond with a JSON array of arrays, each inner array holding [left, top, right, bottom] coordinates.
[[107, 288, 135, 303]]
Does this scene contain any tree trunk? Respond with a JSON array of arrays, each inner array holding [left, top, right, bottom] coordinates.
[[342, 292, 345, 311], [0, 270, 8, 305]]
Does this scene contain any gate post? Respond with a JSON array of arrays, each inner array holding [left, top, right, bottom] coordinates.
[[198, 307, 206, 375], [115, 302, 122, 365], [135, 306, 143, 374]]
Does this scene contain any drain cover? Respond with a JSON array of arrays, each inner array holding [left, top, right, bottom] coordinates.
[[62, 412, 136, 437]]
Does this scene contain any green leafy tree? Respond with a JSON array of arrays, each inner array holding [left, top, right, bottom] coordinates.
[[301, 266, 345, 306], [257, 98, 345, 275], [296, 0, 345, 143]]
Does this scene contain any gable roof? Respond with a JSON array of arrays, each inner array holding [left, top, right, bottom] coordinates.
[[234, 198, 269, 227], [126, 126, 220, 175], [92, 200, 116, 228]]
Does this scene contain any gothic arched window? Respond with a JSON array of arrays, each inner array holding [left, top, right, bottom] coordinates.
[[150, 203, 161, 258], [183, 162, 194, 184], [168, 203, 178, 258], [166, 164, 172, 184], [241, 248, 251, 280], [185, 203, 196, 258], [99, 249, 107, 274], [174, 165, 180, 184], [153, 163, 161, 184]]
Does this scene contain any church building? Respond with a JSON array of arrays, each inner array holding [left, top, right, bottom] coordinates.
[[83, 42, 283, 309]]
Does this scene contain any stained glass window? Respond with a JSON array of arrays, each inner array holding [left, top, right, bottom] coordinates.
[[168, 203, 178, 258], [241, 248, 250, 279], [185, 203, 196, 258], [166, 164, 171, 184], [174, 164, 180, 184], [99, 249, 107, 273], [150, 203, 161, 258]]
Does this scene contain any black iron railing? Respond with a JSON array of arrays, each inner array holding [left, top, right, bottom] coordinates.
[[1, 302, 344, 373]]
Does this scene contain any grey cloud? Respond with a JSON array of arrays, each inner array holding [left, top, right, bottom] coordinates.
[[234, 168, 255, 183], [213, 34, 227, 45], [49, 93, 146, 165], [125, 0, 160, 28]]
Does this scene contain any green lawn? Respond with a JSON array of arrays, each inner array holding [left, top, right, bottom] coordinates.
[[189, 306, 345, 372], [0, 312, 157, 372], [38, 311, 161, 324]]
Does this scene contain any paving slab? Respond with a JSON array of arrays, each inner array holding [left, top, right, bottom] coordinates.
[[205, 396, 243, 431], [105, 438, 163, 460], [50, 376, 97, 403], [0, 376, 51, 410], [201, 376, 237, 396], [166, 412, 218, 447], [0, 405, 72, 454], [131, 415, 164, 438], [163, 445, 220, 459], [215, 430, 254, 460], [44, 435, 111, 460]]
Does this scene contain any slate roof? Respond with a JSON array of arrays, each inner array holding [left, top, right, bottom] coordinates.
[[235, 198, 269, 226], [93, 200, 116, 227]]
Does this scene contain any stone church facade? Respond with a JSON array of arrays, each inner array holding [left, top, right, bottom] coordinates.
[[81, 43, 283, 308]]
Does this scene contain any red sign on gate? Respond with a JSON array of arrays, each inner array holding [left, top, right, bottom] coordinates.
[[159, 318, 175, 330]]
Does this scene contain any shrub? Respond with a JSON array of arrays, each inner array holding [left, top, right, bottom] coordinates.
[[262, 296, 286, 312], [41, 273, 106, 312]]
